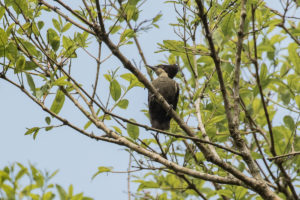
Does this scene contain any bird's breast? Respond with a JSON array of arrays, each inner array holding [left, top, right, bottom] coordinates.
[[151, 77, 178, 100]]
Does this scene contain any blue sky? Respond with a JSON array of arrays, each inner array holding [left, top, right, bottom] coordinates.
[[0, 0, 291, 199], [0, 1, 178, 199]]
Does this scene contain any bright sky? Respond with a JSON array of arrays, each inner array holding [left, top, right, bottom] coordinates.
[[0, 0, 291, 199]]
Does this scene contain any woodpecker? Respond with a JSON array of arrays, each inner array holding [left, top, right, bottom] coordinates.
[[147, 64, 179, 130]]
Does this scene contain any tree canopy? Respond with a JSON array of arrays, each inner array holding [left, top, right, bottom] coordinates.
[[0, 0, 300, 199]]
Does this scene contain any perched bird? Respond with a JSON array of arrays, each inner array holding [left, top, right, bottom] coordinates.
[[147, 64, 180, 130]]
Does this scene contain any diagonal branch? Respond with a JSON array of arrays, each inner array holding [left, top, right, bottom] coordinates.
[[0, 75, 121, 145]]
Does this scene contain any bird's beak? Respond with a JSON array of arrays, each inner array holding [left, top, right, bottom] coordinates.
[[146, 65, 156, 71]]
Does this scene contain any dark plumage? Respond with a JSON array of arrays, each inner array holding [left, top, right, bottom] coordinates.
[[155, 64, 179, 79], [147, 65, 179, 130]]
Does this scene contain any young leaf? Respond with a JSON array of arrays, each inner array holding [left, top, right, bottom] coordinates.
[[45, 117, 51, 125], [25, 61, 39, 70], [91, 166, 112, 180], [26, 73, 36, 96], [56, 184, 67, 200], [47, 28, 60, 51], [62, 23, 72, 33], [117, 99, 129, 109], [295, 96, 300, 109], [110, 80, 121, 101], [0, 7, 5, 20], [25, 127, 40, 135], [127, 119, 139, 140], [15, 56, 26, 73], [37, 21, 44, 30], [120, 29, 135, 43], [50, 89, 65, 114], [283, 115, 295, 131], [109, 25, 121, 34], [0, 28, 8, 46], [52, 19, 61, 32]]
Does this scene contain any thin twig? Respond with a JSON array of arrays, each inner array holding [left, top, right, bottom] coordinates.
[[268, 151, 300, 161]]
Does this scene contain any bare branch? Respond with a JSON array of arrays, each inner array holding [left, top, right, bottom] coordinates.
[[268, 151, 300, 161]]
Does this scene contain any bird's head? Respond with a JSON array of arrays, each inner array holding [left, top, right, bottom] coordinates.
[[146, 64, 179, 79], [146, 65, 168, 77]]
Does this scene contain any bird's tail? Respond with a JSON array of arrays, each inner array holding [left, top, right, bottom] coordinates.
[[151, 120, 170, 130]]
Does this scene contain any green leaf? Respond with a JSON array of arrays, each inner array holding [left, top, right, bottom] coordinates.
[[31, 23, 40, 36], [68, 184, 73, 197], [15, 168, 27, 181], [127, 119, 139, 140], [221, 13, 234, 37], [117, 99, 129, 109], [15, 56, 26, 73], [207, 115, 225, 125], [25, 127, 40, 139], [103, 74, 112, 82], [0, 7, 5, 20], [112, 126, 122, 134], [288, 43, 300, 72], [283, 115, 295, 131], [251, 151, 263, 159], [22, 40, 39, 57], [279, 87, 291, 105], [50, 89, 65, 114], [84, 108, 100, 130], [91, 166, 112, 180], [260, 63, 268, 81], [47, 28, 60, 51], [45, 126, 53, 131], [45, 117, 51, 125], [56, 184, 67, 199], [120, 73, 143, 88], [120, 73, 136, 82], [62, 23, 72, 33], [137, 181, 159, 191], [84, 120, 92, 130], [42, 191, 55, 200], [120, 29, 135, 43], [37, 21, 44, 30], [217, 189, 232, 198], [53, 76, 71, 86], [152, 13, 162, 23], [110, 80, 121, 101], [52, 19, 61, 32], [0, 28, 7, 46], [295, 96, 300, 109], [109, 25, 121, 34], [4, 42, 18, 62], [126, 0, 139, 21], [2, 184, 15, 199], [25, 61, 39, 70], [25, 127, 40, 135], [11, 0, 27, 15], [26, 73, 36, 96]]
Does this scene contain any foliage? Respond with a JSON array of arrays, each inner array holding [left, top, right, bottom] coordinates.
[[0, 0, 300, 199], [0, 163, 92, 200]]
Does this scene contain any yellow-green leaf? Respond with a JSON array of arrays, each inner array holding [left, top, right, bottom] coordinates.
[[50, 89, 65, 114], [26, 73, 36, 96], [110, 80, 121, 101], [91, 166, 112, 180], [117, 99, 129, 109], [15, 56, 26, 73], [127, 119, 139, 140]]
